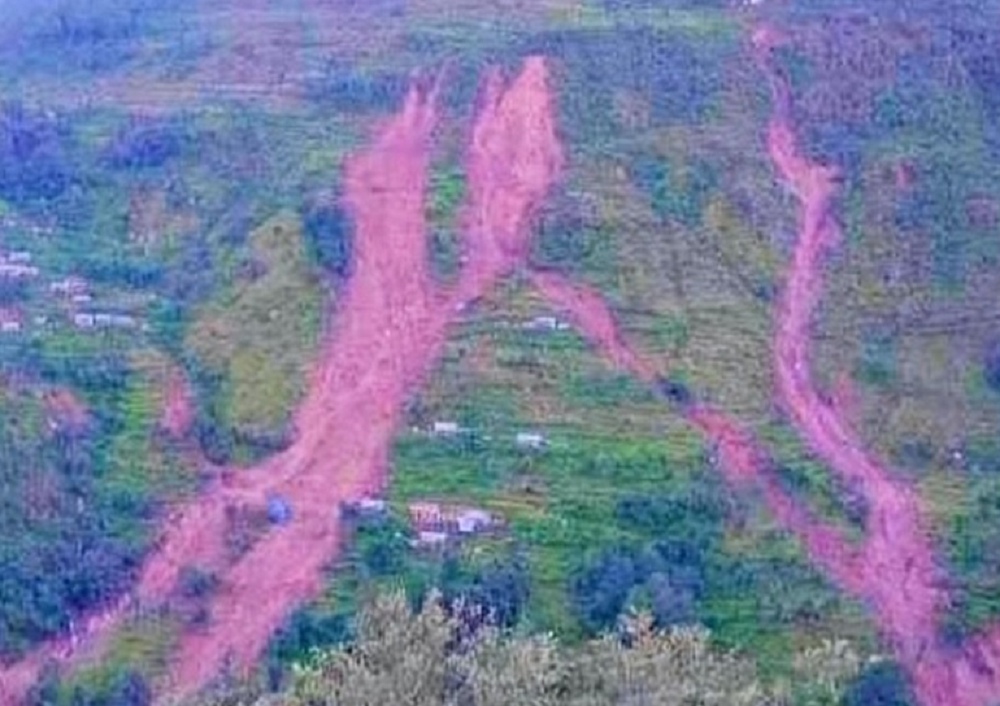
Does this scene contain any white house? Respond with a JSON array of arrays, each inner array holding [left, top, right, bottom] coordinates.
[[50, 277, 89, 296], [432, 421, 461, 436], [522, 316, 570, 332], [515, 432, 547, 450], [412, 530, 449, 548], [456, 509, 494, 534]]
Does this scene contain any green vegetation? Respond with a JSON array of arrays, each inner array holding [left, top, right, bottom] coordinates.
[[1, 1, 999, 703], [55, 614, 178, 704], [0, 384, 151, 659], [427, 163, 466, 280], [265, 282, 875, 688], [187, 214, 322, 459], [203, 589, 864, 706]]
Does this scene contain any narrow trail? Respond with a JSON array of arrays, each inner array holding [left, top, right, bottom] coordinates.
[[0, 58, 561, 705]]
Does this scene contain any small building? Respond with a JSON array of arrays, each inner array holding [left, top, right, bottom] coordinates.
[[71, 294, 93, 305], [412, 530, 449, 548], [0, 308, 22, 334], [73, 313, 95, 329], [50, 277, 89, 296], [522, 316, 570, 332], [432, 421, 460, 436], [409, 501, 443, 527], [5, 251, 31, 264], [342, 496, 388, 519], [356, 497, 387, 514], [76, 312, 138, 330], [0, 263, 39, 278], [109, 314, 136, 328], [515, 432, 547, 450], [456, 508, 494, 535]]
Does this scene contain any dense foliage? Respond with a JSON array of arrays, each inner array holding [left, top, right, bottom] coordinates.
[[197, 590, 863, 706], [0, 392, 150, 659]]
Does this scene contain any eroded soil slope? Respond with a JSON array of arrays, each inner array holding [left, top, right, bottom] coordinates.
[[0, 58, 562, 705]]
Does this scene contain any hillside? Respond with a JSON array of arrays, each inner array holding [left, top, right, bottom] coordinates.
[[2, 1, 1000, 705]]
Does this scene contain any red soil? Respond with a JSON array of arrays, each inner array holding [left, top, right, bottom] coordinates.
[[755, 27, 1000, 706], [0, 57, 561, 705], [531, 24, 1000, 706], [6, 21, 999, 706], [160, 368, 195, 439]]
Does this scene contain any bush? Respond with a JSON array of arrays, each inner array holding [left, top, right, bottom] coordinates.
[[106, 123, 184, 170], [842, 661, 915, 706], [0, 102, 72, 205], [985, 341, 1000, 392], [0, 402, 149, 660], [530, 190, 598, 271], [302, 203, 353, 279], [177, 565, 218, 600]]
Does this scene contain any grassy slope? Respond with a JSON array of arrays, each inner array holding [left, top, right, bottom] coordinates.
[[186, 214, 322, 446]]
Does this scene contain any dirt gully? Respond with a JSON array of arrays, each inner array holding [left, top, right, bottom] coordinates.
[[537, 24, 1000, 706], [1, 57, 562, 705]]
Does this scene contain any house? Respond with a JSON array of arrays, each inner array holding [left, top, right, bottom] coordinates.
[[5, 251, 31, 264], [409, 501, 444, 527], [356, 497, 387, 514], [0, 263, 39, 278], [432, 421, 461, 436], [342, 496, 388, 519], [412, 530, 449, 548], [109, 314, 137, 329], [50, 277, 89, 296], [456, 509, 493, 535], [522, 316, 570, 332], [0, 308, 22, 334], [75, 312, 138, 330], [515, 432, 547, 450]]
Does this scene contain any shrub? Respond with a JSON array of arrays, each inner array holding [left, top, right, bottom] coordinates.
[[842, 661, 915, 706], [302, 203, 353, 279], [176, 565, 218, 600]]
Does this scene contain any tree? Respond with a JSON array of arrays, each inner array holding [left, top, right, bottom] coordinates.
[[195, 589, 862, 706], [984, 341, 1000, 392], [302, 203, 353, 279]]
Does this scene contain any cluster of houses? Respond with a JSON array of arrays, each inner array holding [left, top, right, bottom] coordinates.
[[0, 254, 145, 335], [340, 495, 505, 549], [408, 501, 504, 548]]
